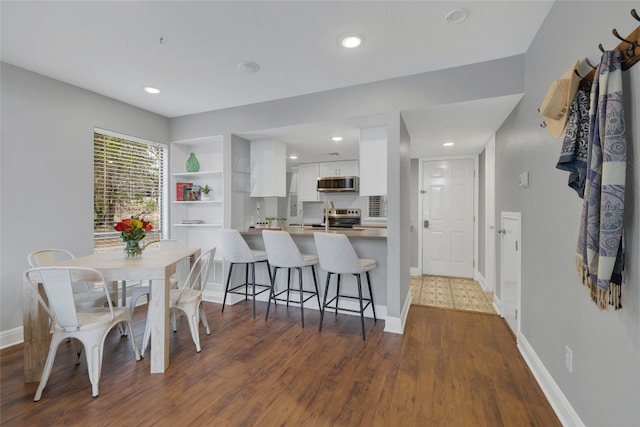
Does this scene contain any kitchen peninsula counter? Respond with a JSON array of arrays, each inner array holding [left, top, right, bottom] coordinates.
[[237, 226, 389, 317], [241, 226, 387, 239]]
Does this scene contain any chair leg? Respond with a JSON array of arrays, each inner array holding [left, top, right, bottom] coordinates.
[[199, 303, 211, 335], [319, 272, 332, 332], [366, 271, 377, 322], [311, 265, 321, 310], [183, 305, 202, 353], [286, 268, 292, 307], [356, 274, 366, 341], [34, 333, 65, 401], [297, 267, 305, 328], [335, 274, 342, 316], [251, 263, 257, 319], [82, 335, 105, 398], [245, 264, 250, 300], [222, 263, 235, 313], [170, 309, 177, 332], [141, 309, 151, 357], [125, 320, 141, 361], [74, 338, 83, 365], [265, 266, 278, 321]]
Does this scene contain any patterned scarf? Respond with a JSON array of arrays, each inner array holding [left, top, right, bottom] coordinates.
[[576, 50, 626, 309], [556, 87, 591, 198]]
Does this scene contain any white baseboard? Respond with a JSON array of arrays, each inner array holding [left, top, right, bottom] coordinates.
[[493, 294, 502, 317], [410, 267, 421, 276], [518, 334, 584, 427], [1, 326, 24, 349], [475, 271, 486, 290], [385, 288, 412, 334]]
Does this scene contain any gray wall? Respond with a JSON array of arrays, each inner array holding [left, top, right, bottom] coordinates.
[[495, 2, 639, 425], [0, 62, 169, 333], [478, 149, 486, 277], [410, 158, 419, 270]]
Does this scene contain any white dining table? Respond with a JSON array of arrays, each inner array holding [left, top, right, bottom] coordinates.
[[23, 247, 200, 382]]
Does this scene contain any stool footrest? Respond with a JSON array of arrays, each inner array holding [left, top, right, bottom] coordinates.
[[272, 288, 318, 305], [323, 295, 373, 314], [227, 282, 270, 297]]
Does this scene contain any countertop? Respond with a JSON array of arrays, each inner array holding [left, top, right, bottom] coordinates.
[[241, 226, 387, 239]]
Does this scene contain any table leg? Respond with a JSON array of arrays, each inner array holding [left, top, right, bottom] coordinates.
[[23, 282, 50, 383], [148, 266, 174, 373]]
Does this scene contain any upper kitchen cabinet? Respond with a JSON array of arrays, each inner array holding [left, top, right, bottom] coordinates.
[[319, 160, 358, 177], [359, 126, 387, 196], [297, 162, 320, 202], [250, 138, 286, 197]]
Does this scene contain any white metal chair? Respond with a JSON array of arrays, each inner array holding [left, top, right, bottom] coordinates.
[[27, 249, 115, 309], [129, 239, 186, 319], [262, 230, 321, 328], [140, 248, 216, 354], [219, 229, 272, 319], [24, 266, 141, 401], [313, 232, 377, 340]]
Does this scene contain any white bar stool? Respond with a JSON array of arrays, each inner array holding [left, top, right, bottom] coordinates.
[[219, 229, 272, 319], [313, 232, 377, 340], [262, 230, 321, 328]]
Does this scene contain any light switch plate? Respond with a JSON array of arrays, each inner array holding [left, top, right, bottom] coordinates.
[[518, 172, 529, 189]]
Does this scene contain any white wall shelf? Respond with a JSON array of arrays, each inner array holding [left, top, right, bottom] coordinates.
[[172, 200, 223, 205], [172, 223, 223, 227], [173, 171, 222, 177]]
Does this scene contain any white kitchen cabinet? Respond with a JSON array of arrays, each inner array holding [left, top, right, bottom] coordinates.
[[297, 163, 320, 202], [319, 160, 359, 177], [250, 138, 286, 197], [359, 126, 387, 196]]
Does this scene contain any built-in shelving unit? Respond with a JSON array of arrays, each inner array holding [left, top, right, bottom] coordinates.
[[170, 136, 225, 300]]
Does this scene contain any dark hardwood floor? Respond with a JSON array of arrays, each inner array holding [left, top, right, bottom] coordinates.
[[1, 301, 560, 426]]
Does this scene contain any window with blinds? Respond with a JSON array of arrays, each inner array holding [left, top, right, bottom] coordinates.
[[368, 195, 388, 218], [93, 130, 167, 253]]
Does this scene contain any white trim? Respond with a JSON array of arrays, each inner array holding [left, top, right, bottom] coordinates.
[[493, 293, 502, 317], [475, 271, 486, 291], [94, 127, 166, 149], [518, 334, 585, 427], [410, 267, 421, 276], [384, 288, 411, 334], [1, 326, 23, 349]]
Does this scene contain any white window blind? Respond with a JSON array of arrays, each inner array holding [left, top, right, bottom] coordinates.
[[93, 130, 167, 253], [368, 195, 388, 218]]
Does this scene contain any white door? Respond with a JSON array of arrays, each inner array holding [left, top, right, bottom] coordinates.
[[500, 212, 521, 337], [421, 158, 474, 278]]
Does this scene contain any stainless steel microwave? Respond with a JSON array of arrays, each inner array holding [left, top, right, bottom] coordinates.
[[316, 176, 359, 192]]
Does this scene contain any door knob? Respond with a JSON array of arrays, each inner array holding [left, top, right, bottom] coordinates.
[[424, 220, 430, 228], [497, 228, 506, 234]]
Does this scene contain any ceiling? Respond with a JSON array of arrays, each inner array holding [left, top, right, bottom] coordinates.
[[1, 1, 553, 163]]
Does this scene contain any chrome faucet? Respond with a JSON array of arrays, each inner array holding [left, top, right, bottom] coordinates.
[[325, 199, 334, 232]]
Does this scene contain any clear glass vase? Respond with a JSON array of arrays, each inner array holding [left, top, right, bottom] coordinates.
[[124, 239, 143, 258]]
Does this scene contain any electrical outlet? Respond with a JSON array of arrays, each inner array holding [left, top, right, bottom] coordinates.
[[565, 346, 573, 373]]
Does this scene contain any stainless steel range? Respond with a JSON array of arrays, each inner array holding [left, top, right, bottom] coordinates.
[[322, 208, 362, 228]]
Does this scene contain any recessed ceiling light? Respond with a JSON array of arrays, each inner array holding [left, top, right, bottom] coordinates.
[[442, 141, 455, 147], [237, 61, 260, 73], [144, 86, 160, 94], [340, 35, 362, 48], [331, 136, 343, 142], [289, 155, 298, 160], [445, 8, 468, 24]]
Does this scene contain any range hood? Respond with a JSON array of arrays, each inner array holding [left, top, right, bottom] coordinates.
[[316, 176, 359, 193]]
